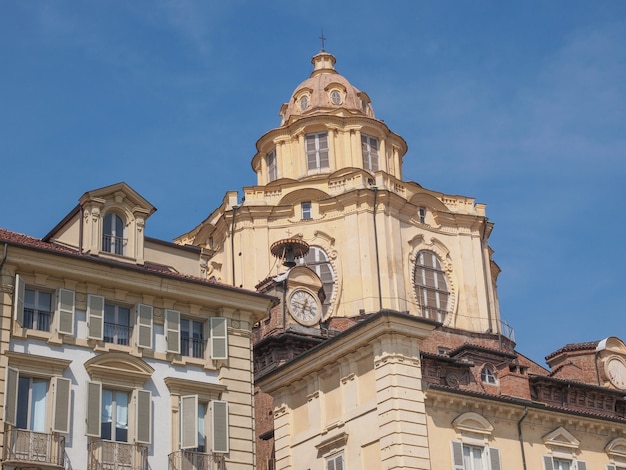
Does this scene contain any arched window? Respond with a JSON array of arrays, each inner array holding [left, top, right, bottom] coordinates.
[[103, 212, 125, 255], [481, 365, 497, 385], [361, 134, 379, 172], [414, 250, 449, 322], [298, 246, 334, 314]]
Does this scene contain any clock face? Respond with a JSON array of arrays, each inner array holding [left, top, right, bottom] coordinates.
[[288, 289, 320, 326], [606, 357, 626, 390]]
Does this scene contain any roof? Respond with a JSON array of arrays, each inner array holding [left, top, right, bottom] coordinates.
[[0, 228, 276, 301], [545, 341, 601, 361]]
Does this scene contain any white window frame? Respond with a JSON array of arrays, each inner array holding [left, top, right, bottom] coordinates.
[[13, 275, 75, 335], [361, 134, 379, 172], [326, 451, 345, 470], [267, 149, 277, 182], [451, 441, 501, 470], [181, 317, 205, 359], [85, 382, 151, 444], [4, 368, 71, 434], [481, 365, 498, 385], [305, 132, 329, 171], [543, 456, 587, 470], [103, 302, 131, 346], [102, 212, 126, 255], [301, 201, 312, 220], [414, 250, 450, 323]]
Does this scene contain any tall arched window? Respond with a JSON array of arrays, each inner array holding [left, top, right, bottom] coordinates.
[[103, 212, 125, 255], [414, 250, 449, 322], [298, 246, 334, 314]]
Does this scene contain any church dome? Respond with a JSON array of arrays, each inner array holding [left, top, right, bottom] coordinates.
[[279, 51, 375, 125]]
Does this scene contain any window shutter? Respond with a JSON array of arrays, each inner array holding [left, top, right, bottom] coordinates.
[[210, 317, 228, 360], [607, 465, 617, 470], [86, 381, 102, 437], [87, 295, 105, 340], [52, 377, 71, 433], [543, 456, 554, 470], [180, 395, 198, 449], [450, 441, 464, 470], [57, 289, 75, 335], [135, 389, 152, 444], [136, 304, 153, 349], [13, 275, 25, 325], [165, 309, 181, 354], [576, 462, 587, 470], [488, 447, 501, 470], [211, 400, 229, 453], [4, 367, 19, 426]]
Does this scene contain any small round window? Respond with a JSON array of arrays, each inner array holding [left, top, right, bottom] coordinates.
[[299, 95, 309, 111], [330, 90, 342, 105]]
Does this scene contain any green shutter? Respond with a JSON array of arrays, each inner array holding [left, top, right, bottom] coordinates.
[[86, 382, 102, 437], [87, 295, 104, 340], [135, 389, 152, 444], [13, 275, 25, 326], [211, 400, 229, 453], [489, 447, 501, 470], [57, 289, 75, 335], [450, 441, 464, 470], [4, 367, 19, 426], [210, 317, 228, 360], [543, 456, 554, 470], [52, 377, 71, 433], [180, 395, 198, 449], [136, 304, 153, 349], [165, 309, 180, 354]]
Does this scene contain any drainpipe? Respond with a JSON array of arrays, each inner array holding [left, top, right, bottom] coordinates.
[[480, 217, 494, 335], [517, 407, 528, 470], [231, 204, 240, 287], [372, 187, 383, 311]]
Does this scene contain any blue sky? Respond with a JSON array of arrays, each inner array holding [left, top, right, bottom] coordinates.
[[2, 1, 625, 366]]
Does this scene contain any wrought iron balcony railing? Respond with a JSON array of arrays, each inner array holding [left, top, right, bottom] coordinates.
[[168, 449, 225, 470], [2, 427, 65, 468], [88, 440, 148, 470]]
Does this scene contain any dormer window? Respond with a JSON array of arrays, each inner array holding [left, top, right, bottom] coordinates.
[[330, 90, 342, 105], [103, 212, 125, 255], [481, 365, 497, 385], [305, 132, 329, 172], [361, 135, 379, 172]]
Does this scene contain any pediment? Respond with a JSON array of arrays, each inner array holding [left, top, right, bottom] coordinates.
[[606, 437, 626, 459], [597, 337, 626, 355], [408, 192, 450, 213], [79, 182, 156, 217], [278, 188, 330, 206], [452, 412, 494, 437], [287, 266, 323, 290], [543, 427, 580, 450], [85, 352, 154, 389]]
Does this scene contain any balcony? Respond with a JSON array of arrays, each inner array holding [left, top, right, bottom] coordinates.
[[168, 450, 225, 470], [88, 440, 148, 470], [2, 427, 65, 468]]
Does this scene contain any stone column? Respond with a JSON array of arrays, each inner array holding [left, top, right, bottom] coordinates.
[[373, 334, 431, 469]]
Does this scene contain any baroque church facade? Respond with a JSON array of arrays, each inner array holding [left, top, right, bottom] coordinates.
[[0, 49, 625, 470], [177, 50, 626, 470]]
